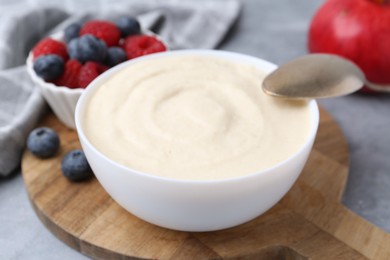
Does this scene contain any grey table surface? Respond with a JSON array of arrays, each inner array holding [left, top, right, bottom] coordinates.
[[1, 0, 390, 259]]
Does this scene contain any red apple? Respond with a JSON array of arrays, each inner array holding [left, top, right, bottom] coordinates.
[[308, 0, 390, 93]]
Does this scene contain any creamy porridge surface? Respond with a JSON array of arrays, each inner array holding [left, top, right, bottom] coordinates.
[[84, 55, 312, 180]]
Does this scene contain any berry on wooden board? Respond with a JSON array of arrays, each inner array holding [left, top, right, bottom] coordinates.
[[61, 150, 93, 181], [27, 127, 60, 159]]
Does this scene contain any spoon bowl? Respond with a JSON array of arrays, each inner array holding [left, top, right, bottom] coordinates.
[[262, 54, 366, 99]]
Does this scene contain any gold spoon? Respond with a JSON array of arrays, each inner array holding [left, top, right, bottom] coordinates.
[[262, 54, 365, 99]]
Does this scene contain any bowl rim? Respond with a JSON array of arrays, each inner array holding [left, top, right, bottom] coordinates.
[[75, 49, 320, 184]]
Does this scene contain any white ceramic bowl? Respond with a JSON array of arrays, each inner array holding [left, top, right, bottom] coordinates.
[[75, 50, 319, 232], [26, 31, 167, 129]]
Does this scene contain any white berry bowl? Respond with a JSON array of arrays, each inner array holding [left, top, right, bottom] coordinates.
[[26, 30, 167, 129], [75, 50, 320, 232], [26, 31, 83, 129]]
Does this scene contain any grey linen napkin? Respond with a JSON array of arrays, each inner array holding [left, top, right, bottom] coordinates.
[[0, 0, 241, 177]]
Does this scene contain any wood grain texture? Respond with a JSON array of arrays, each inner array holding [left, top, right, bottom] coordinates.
[[21, 108, 390, 259]]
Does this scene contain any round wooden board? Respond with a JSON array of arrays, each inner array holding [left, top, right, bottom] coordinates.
[[22, 108, 390, 259]]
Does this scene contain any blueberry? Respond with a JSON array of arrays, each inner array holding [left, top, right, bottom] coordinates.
[[64, 22, 82, 43], [115, 16, 141, 37], [68, 35, 107, 63], [27, 127, 60, 158], [33, 55, 64, 81], [61, 150, 93, 181], [105, 47, 126, 67]]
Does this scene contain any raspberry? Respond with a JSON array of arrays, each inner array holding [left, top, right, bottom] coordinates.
[[80, 20, 121, 47], [54, 59, 82, 88], [79, 62, 108, 88], [124, 35, 166, 60], [32, 38, 68, 61]]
